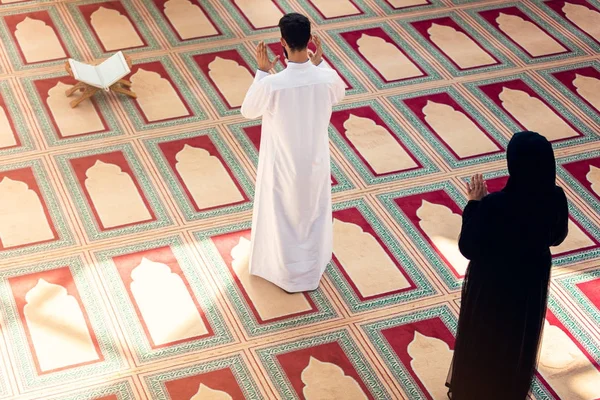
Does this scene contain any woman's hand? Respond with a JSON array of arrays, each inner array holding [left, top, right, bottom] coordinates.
[[467, 174, 488, 201]]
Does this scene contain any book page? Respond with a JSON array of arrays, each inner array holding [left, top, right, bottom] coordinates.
[[97, 52, 130, 89], [69, 59, 103, 88]]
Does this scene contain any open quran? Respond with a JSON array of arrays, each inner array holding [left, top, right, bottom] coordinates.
[[68, 51, 130, 90], [64, 52, 136, 108]]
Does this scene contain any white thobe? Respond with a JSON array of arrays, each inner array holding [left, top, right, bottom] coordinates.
[[240, 60, 345, 292]]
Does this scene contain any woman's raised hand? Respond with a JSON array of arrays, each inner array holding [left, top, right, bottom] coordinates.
[[467, 174, 488, 201]]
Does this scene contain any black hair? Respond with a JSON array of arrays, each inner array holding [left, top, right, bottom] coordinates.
[[278, 13, 311, 51]]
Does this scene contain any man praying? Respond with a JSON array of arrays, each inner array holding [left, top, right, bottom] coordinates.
[[240, 13, 345, 293]]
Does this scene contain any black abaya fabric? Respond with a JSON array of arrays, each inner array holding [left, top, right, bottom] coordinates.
[[446, 131, 569, 399]]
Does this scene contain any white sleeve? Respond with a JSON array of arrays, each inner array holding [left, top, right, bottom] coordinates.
[[240, 70, 271, 119], [318, 60, 345, 105], [317, 59, 330, 69], [317, 59, 346, 105], [331, 75, 345, 105]]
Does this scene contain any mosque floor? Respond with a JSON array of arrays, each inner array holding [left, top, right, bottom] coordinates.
[[0, 0, 599, 399]]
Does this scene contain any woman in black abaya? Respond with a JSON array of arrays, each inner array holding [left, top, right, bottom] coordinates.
[[446, 131, 569, 399]]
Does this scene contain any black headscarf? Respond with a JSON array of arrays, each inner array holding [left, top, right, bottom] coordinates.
[[503, 131, 556, 197], [500, 131, 566, 254]]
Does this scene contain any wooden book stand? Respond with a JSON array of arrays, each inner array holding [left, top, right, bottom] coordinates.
[[64, 55, 137, 108]]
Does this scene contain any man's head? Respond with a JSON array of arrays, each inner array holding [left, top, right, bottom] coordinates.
[[279, 13, 311, 55]]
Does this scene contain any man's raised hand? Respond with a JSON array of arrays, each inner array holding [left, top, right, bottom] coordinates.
[[309, 35, 323, 66], [256, 42, 278, 72]]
